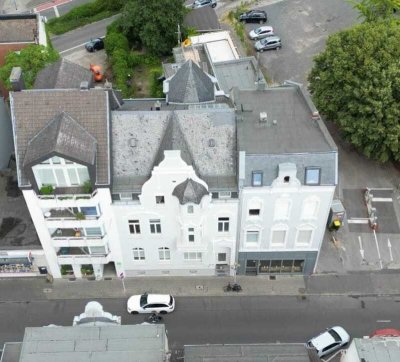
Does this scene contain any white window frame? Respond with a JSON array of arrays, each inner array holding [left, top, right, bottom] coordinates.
[[270, 225, 288, 247], [184, 252, 202, 261], [295, 226, 315, 246], [155, 195, 165, 204], [128, 219, 141, 234], [132, 247, 145, 261], [218, 217, 230, 233], [305, 167, 321, 185], [188, 227, 195, 243], [245, 230, 260, 247], [33, 156, 90, 188], [273, 197, 292, 221], [187, 205, 194, 214], [150, 219, 162, 234], [158, 247, 171, 261], [301, 196, 320, 220]]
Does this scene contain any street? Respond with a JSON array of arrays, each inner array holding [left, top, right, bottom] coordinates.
[[1, 295, 399, 352]]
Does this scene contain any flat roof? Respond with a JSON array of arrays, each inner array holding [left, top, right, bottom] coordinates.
[[18, 325, 167, 362], [234, 83, 337, 154], [184, 343, 310, 362], [354, 337, 400, 361]]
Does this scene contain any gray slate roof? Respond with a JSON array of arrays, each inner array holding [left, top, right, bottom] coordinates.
[[34, 59, 93, 90], [23, 112, 97, 167], [184, 7, 221, 32], [353, 337, 400, 362], [111, 108, 236, 192], [184, 343, 310, 362], [167, 60, 215, 104], [172, 178, 209, 204], [11, 89, 110, 187], [17, 325, 167, 362], [0, 14, 38, 43]]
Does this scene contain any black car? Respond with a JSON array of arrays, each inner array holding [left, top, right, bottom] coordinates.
[[85, 38, 104, 52], [239, 10, 267, 23]]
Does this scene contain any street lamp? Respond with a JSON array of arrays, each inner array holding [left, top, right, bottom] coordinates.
[[231, 262, 240, 284]]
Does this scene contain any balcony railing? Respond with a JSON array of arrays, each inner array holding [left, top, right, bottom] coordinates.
[[44, 208, 100, 221], [37, 189, 98, 201]]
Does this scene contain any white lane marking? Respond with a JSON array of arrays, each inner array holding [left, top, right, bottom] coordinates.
[[377, 320, 391, 323], [54, 6, 60, 17], [388, 238, 394, 262], [348, 219, 369, 224], [59, 42, 88, 54], [372, 197, 393, 202], [358, 236, 365, 260], [373, 229, 383, 269]]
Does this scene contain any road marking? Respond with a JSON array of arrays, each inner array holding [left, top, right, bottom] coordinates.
[[358, 236, 365, 260], [34, 0, 71, 12], [372, 197, 393, 202], [377, 320, 391, 323], [54, 6, 60, 18], [388, 238, 394, 262], [348, 219, 369, 224], [59, 42, 88, 54], [373, 229, 383, 269]]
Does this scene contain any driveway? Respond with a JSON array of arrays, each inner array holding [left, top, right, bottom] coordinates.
[[243, 0, 358, 85]]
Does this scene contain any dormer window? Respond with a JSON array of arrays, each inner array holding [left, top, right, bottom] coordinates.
[[156, 195, 165, 204], [305, 167, 321, 185], [284, 176, 290, 183], [252, 171, 263, 186]]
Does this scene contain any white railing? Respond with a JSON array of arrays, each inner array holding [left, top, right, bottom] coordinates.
[[37, 189, 98, 201]]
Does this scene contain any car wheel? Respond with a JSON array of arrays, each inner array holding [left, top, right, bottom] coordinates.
[[276, 46, 281, 50], [130, 311, 139, 315], [212, 3, 216, 7], [160, 311, 168, 315]]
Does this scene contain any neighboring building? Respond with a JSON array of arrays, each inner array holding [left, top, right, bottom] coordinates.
[[184, 7, 221, 33], [1, 302, 169, 362], [341, 335, 400, 362], [0, 14, 47, 97], [34, 58, 94, 90], [0, 97, 13, 169], [233, 81, 338, 275], [184, 343, 311, 362]]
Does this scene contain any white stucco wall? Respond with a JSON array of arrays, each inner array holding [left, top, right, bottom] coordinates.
[[112, 150, 238, 277]]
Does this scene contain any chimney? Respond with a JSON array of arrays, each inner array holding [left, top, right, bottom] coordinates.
[[10, 67, 25, 92], [259, 112, 267, 123]]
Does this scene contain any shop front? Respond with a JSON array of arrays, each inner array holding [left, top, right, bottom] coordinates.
[[0, 251, 46, 277], [238, 251, 317, 276]]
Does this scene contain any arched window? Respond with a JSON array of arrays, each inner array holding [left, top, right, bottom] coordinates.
[[158, 247, 170, 261], [301, 196, 320, 219]]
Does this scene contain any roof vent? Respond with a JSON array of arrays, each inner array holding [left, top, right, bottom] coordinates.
[[128, 138, 137, 147], [259, 112, 267, 123], [80, 81, 89, 90], [272, 119, 278, 125], [208, 138, 216, 147]]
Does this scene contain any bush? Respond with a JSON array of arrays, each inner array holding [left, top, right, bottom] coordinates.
[[47, 0, 124, 35], [104, 30, 129, 57], [82, 181, 93, 194], [81, 264, 94, 275], [75, 212, 86, 220], [39, 185, 54, 195], [150, 68, 164, 98], [60, 264, 73, 275]]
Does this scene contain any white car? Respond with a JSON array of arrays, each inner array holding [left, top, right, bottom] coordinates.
[[249, 26, 274, 40], [192, 0, 217, 9], [127, 293, 175, 314], [306, 326, 350, 357]]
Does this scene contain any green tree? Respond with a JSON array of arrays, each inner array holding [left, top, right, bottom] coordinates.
[[308, 20, 400, 162], [0, 45, 59, 89], [120, 0, 186, 56], [349, 0, 400, 21]]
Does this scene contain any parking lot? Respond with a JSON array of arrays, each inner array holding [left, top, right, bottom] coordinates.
[[242, 0, 358, 85]]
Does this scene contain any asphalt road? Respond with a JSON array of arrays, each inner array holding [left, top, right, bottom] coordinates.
[[41, 0, 92, 20], [1, 295, 399, 353], [51, 15, 119, 53], [245, 0, 359, 85]]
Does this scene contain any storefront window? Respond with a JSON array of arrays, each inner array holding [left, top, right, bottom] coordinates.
[[282, 260, 293, 273], [270, 260, 282, 273], [258, 260, 270, 273], [293, 259, 304, 273]]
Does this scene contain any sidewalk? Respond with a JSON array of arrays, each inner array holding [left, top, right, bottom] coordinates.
[[1, 271, 400, 301]]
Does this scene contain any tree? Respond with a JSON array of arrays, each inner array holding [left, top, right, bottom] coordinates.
[[308, 20, 400, 162], [120, 0, 186, 56], [0, 45, 59, 89], [349, 0, 400, 22]]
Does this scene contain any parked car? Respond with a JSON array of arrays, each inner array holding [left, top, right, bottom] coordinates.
[[192, 0, 217, 8], [239, 10, 267, 23], [85, 38, 104, 52], [254, 36, 282, 51], [249, 26, 274, 40], [306, 326, 350, 358], [127, 293, 175, 314]]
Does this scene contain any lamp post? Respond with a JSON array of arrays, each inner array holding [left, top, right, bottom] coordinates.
[[231, 262, 240, 284]]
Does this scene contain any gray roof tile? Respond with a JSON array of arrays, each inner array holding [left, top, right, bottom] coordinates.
[[11, 89, 110, 186], [34, 59, 93, 90], [172, 178, 208, 204], [167, 60, 215, 104]]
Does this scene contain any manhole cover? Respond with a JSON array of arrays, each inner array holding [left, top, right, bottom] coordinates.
[[195, 285, 204, 290], [43, 288, 52, 293]]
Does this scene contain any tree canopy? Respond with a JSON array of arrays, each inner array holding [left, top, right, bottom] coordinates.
[[0, 45, 59, 90], [308, 20, 400, 162], [119, 0, 186, 56], [349, 0, 400, 22]]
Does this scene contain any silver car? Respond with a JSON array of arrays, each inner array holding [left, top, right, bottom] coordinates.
[[254, 36, 282, 52], [306, 326, 350, 357], [249, 26, 274, 40]]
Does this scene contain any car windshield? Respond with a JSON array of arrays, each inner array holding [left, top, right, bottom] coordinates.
[[169, 296, 173, 306], [255, 28, 262, 34], [140, 294, 148, 307], [328, 329, 342, 342]]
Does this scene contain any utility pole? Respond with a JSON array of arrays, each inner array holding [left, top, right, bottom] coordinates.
[[176, 24, 182, 46]]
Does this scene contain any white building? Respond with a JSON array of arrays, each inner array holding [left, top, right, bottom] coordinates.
[[233, 82, 338, 275], [9, 60, 336, 279]]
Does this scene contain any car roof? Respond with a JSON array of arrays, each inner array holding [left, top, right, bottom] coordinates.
[[310, 330, 335, 351], [257, 26, 273, 31], [146, 294, 171, 304], [262, 36, 280, 42], [249, 10, 266, 14]]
